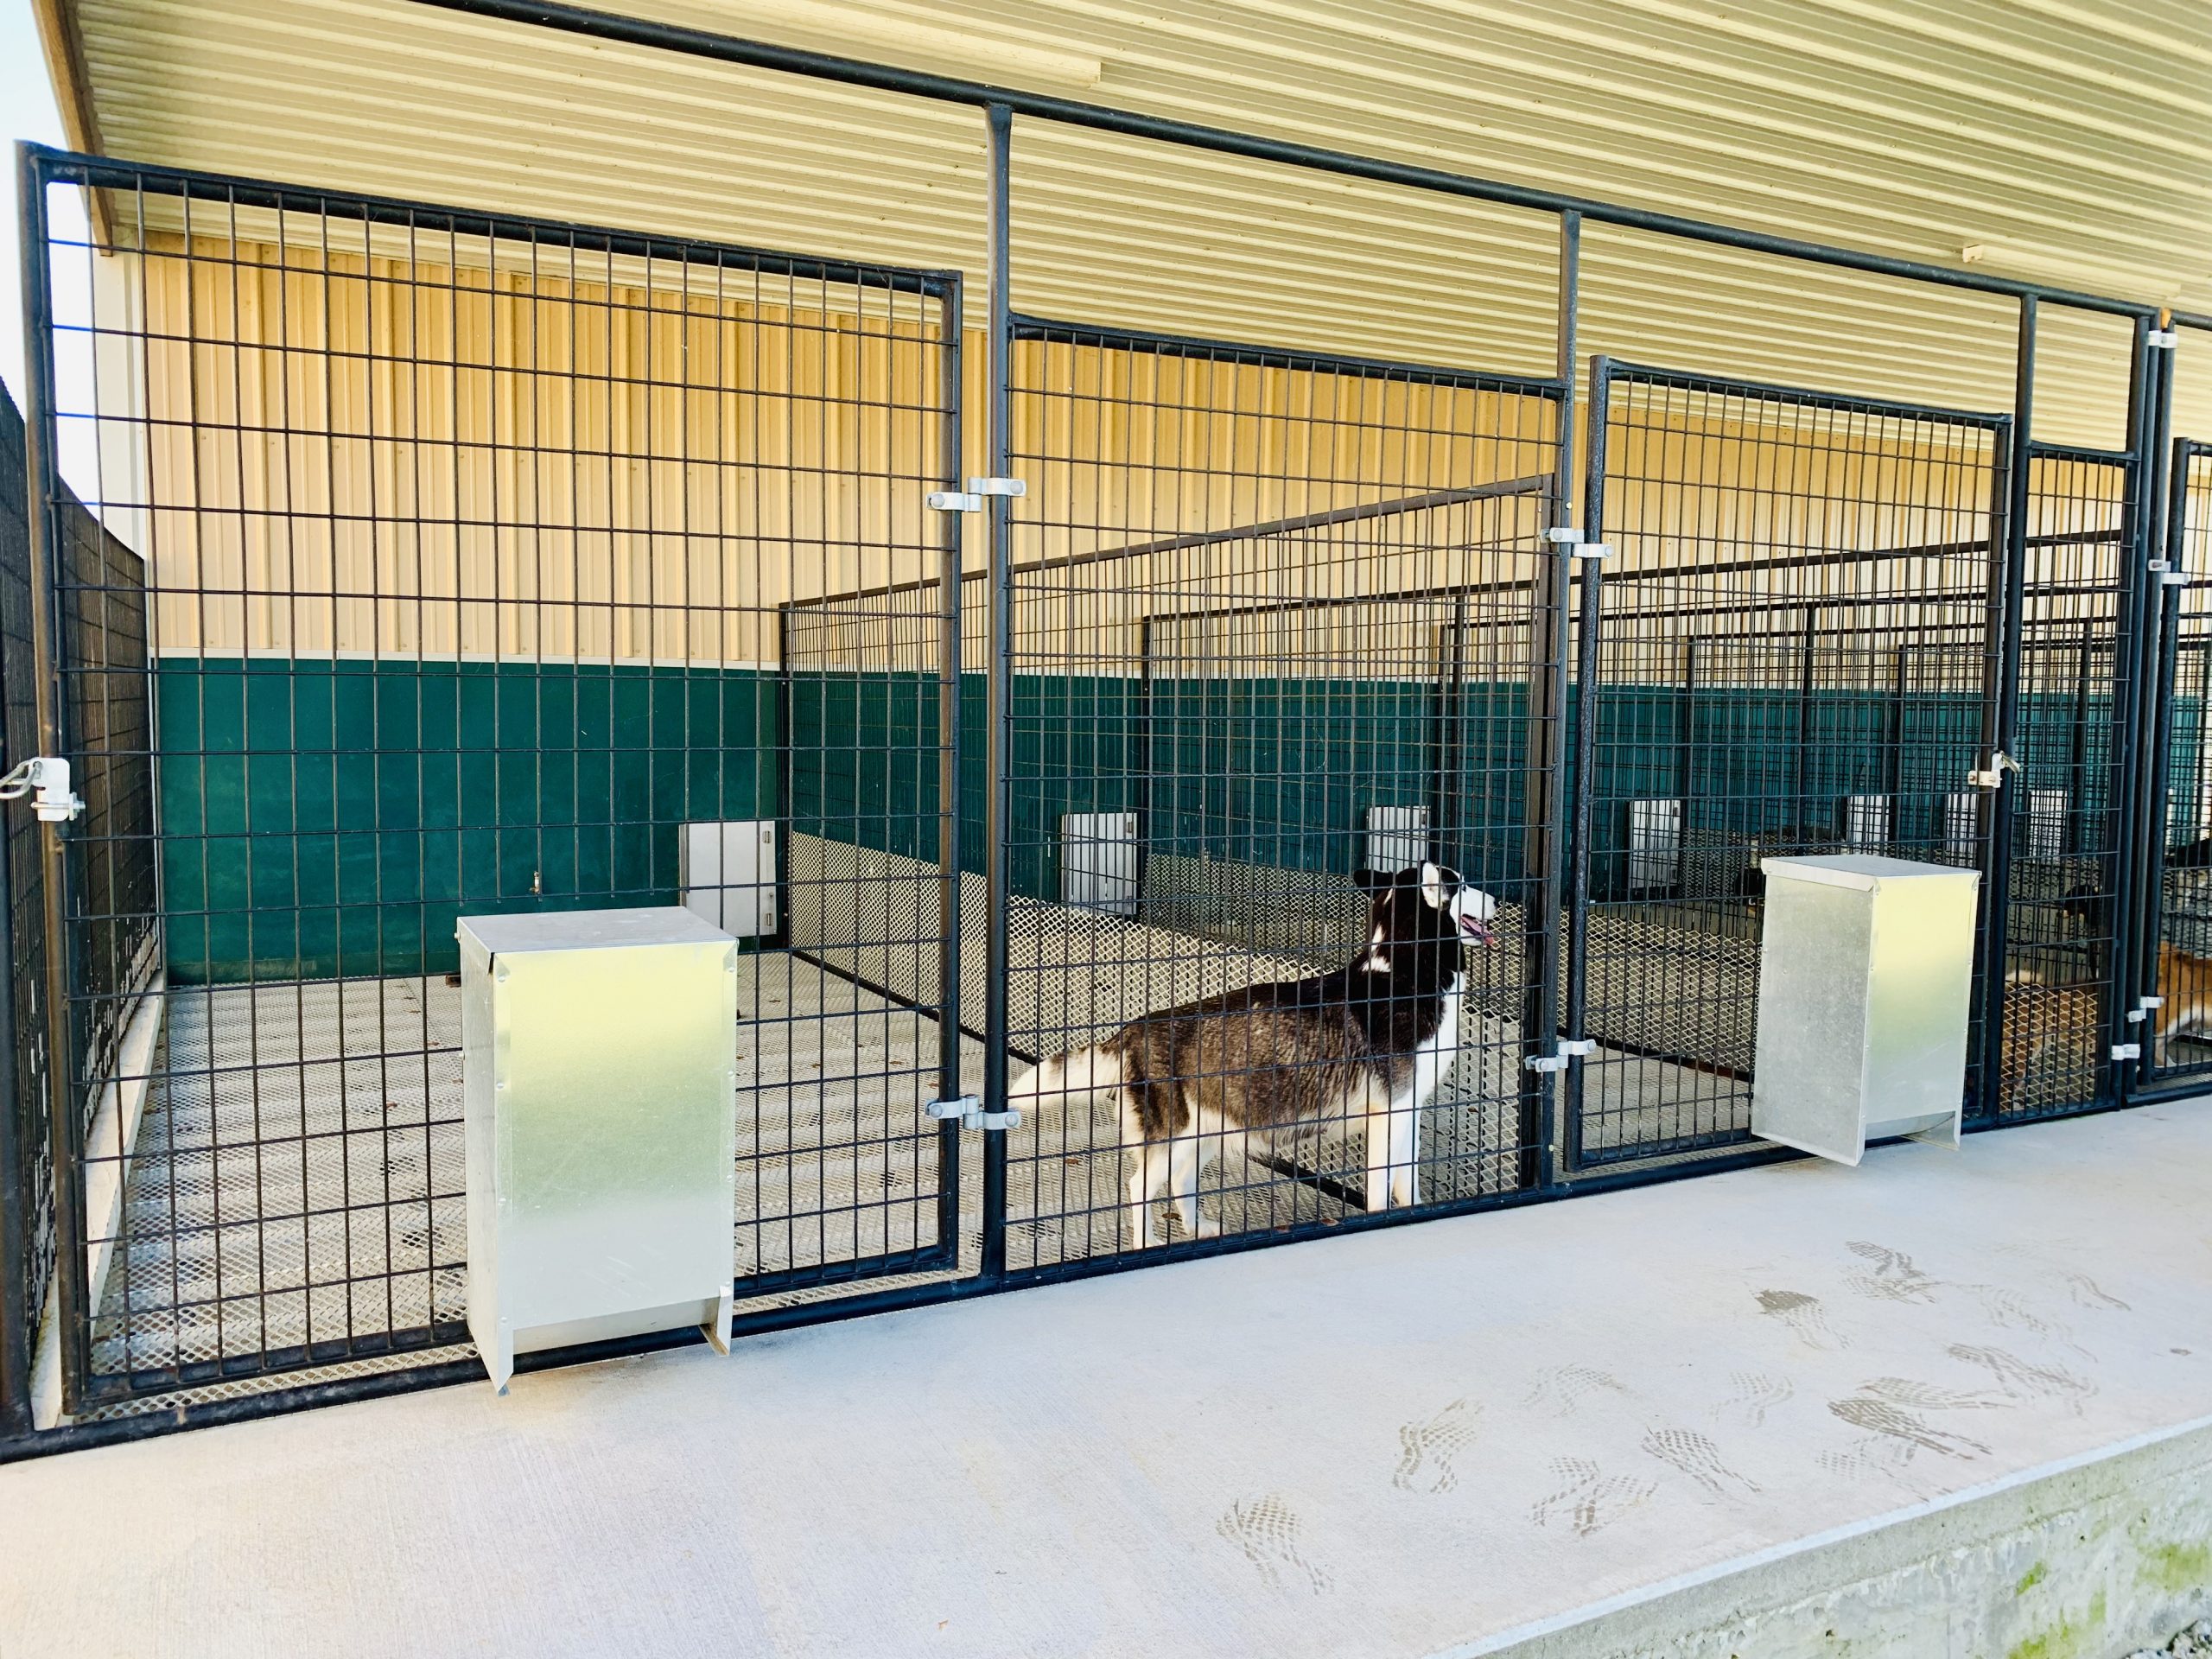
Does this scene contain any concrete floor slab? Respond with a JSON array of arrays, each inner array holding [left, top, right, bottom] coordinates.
[[3, 1105, 2210, 1658]]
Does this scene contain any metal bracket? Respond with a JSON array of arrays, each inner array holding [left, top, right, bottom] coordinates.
[[975, 1106, 1022, 1131], [0, 756, 84, 823], [1544, 525, 1583, 544], [2149, 558, 2171, 572], [2141, 995, 2166, 1010], [2126, 1007, 2146, 1024], [925, 476, 1026, 513], [2149, 328, 2180, 350], [1573, 541, 1611, 560], [925, 1094, 979, 1125], [2162, 570, 2190, 587], [1967, 752, 2019, 790], [2111, 1043, 2142, 1061], [1525, 1038, 1596, 1072]]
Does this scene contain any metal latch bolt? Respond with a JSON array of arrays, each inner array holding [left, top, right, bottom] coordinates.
[[0, 756, 84, 823], [2111, 1043, 2142, 1061], [1544, 526, 1611, 558], [925, 476, 1027, 512], [1525, 1038, 1596, 1072], [2149, 328, 2180, 349], [1967, 752, 2019, 790]]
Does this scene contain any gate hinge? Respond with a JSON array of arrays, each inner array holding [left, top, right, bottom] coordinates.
[[0, 756, 84, 823], [925, 1093, 978, 1125], [2141, 995, 2166, 1009], [2148, 328, 2180, 350], [925, 476, 1027, 513], [1525, 1038, 1596, 1072], [975, 1106, 1022, 1131], [2126, 1007, 2145, 1024], [2110, 1043, 2142, 1061], [1967, 752, 2019, 789]]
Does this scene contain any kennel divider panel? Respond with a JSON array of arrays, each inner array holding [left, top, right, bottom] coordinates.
[[1565, 359, 2009, 1172]]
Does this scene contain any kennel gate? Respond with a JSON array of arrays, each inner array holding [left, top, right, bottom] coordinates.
[[14, 149, 970, 1414]]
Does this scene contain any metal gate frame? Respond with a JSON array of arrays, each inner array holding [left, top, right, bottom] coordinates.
[[1564, 357, 2025, 1172], [14, 144, 972, 1418]]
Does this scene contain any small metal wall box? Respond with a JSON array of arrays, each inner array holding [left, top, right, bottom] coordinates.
[[458, 906, 740, 1391], [1751, 855, 1980, 1166]]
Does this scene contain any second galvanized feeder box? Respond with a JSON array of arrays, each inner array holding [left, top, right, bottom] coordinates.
[[458, 906, 740, 1391], [1751, 855, 1980, 1166]]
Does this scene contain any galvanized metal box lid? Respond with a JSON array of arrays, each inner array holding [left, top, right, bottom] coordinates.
[[457, 906, 734, 960], [1760, 854, 1982, 893]]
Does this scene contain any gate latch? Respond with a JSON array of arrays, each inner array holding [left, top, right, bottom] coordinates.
[[0, 756, 84, 823], [2110, 1043, 2142, 1061], [926, 476, 1027, 512], [1546, 526, 1610, 559], [1967, 752, 2019, 790], [1525, 1038, 1596, 1073], [925, 1094, 1020, 1131]]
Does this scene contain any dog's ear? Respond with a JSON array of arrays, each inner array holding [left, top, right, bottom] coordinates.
[[1420, 861, 1448, 909], [1351, 867, 1387, 893]]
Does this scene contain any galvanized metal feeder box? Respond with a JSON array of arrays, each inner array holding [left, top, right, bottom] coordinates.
[[458, 907, 740, 1391], [1751, 855, 1980, 1166]]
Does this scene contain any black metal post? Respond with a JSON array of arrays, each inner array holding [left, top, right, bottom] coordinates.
[[978, 103, 1014, 1281], [1972, 299, 2033, 1122], [1561, 353, 1611, 1175], [16, 143, 86, 1412], [2104, 322, 2154, 1098], [933, 270, 967, 1258], [1795, 605, 1816, 831], [0, 754, 24, 1436], [2124, 330, 2177, 1092], [1522, 211, 1578, 1192]]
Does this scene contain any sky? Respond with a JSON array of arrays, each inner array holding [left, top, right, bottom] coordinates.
[[2, 0, 70, 406]]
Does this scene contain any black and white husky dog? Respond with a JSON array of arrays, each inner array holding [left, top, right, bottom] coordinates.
[[1008, 862, 1497, 1245]]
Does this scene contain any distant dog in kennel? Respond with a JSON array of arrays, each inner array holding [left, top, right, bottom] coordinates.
[[1008, 862, 1497, 1245]]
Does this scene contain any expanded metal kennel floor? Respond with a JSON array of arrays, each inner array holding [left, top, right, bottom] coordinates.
[[79, 878, 2018, 1408]]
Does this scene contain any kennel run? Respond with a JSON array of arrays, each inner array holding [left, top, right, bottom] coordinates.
[[6, 19, 2212, 1448]]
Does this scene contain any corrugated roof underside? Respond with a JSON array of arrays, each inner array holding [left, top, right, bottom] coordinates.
[[65, 0, 2212, 446]]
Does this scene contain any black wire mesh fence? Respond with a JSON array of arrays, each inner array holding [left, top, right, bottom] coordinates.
[[1567, 363, 2010, 1167], [2148, 439, 2212, 1085], [1994, 448, 2137, 1117], [2, 132, 2190, 1440], [24, 151, 963, 1409], [993, 319, 1560, 1271]]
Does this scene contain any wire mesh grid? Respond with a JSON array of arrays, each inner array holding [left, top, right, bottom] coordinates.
[[2151, 441, 2212, 1082], [995, 320, 1560, 1271], [1570, 365, 2006, 1166], [33, 156, 963, 1401], [1993, 448, 2134, 1116]]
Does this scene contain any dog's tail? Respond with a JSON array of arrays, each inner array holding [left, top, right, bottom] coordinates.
[[1006, 1043, 1122, 1110]]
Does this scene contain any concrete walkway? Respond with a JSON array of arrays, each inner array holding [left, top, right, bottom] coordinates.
[[3, 1107, 2210, 1658]]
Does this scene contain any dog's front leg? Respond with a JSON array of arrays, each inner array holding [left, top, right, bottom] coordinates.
[[1387, 1090, 1419, 1209], [1363, 1083, 1396, 1215], [1124, 1140, 1166, 1248]]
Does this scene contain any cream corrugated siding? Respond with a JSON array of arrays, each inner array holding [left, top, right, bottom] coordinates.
[[58, 0, 2212, 448]]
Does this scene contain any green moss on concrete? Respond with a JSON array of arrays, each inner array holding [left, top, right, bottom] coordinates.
[[2015, 1562, 2048, 1596], [2138, 1541, 2212, 1594]]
